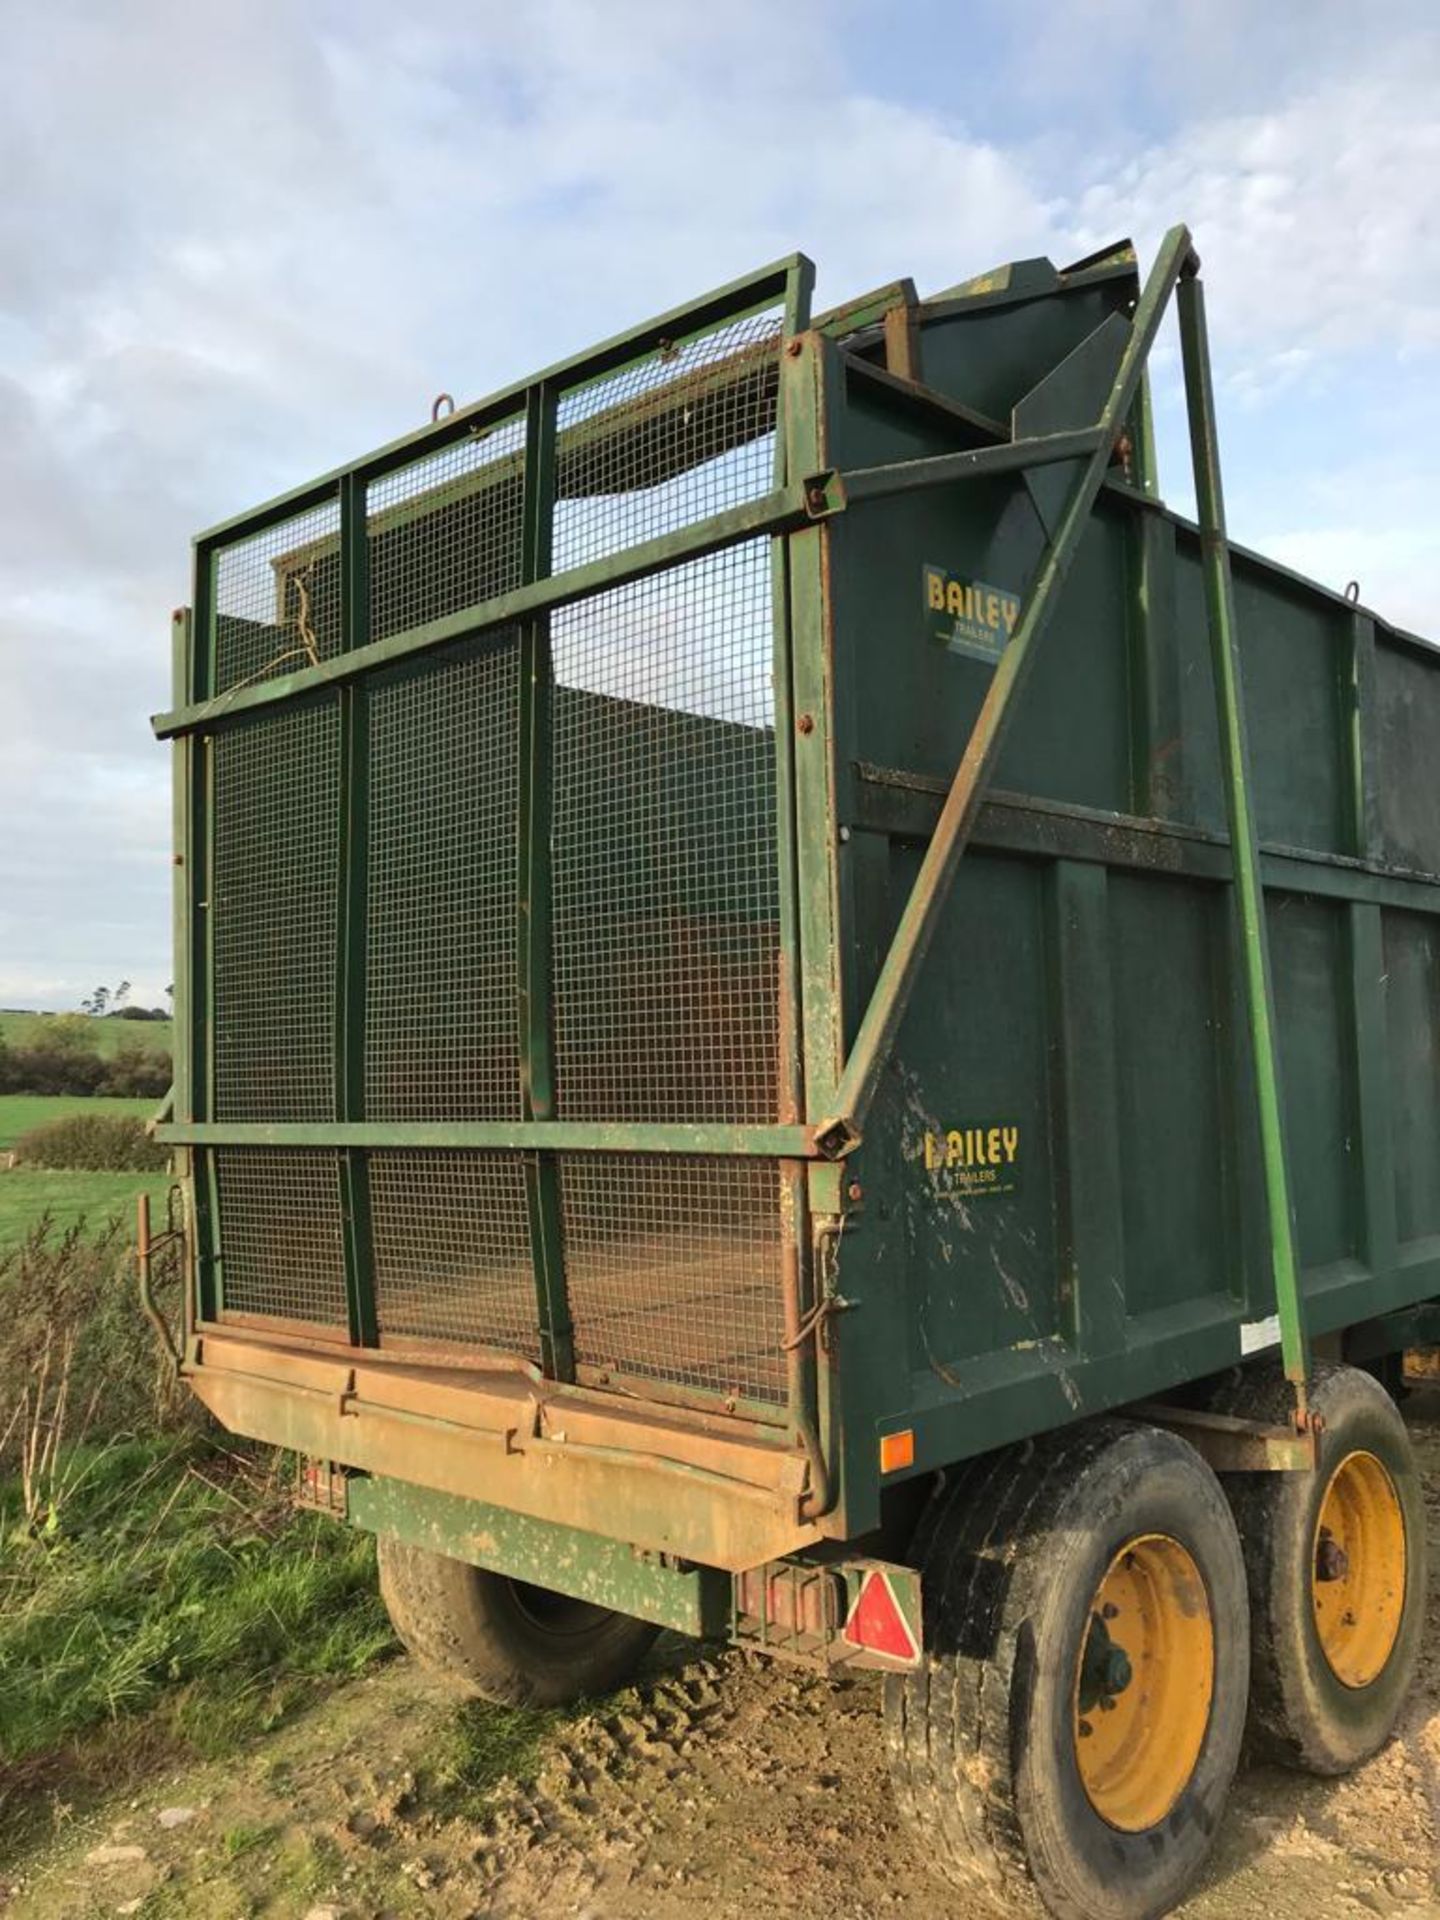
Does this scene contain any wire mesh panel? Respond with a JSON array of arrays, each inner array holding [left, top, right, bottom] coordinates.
[[553, 310, 781, 574], [551, 540, 780, 1125], [369, 1150, 537, 1354], [365, 640, 522, 1121], [212, 699, 340, 1123], [215, 1149, 348, 1327], [211, 499, 342, 696], [560, 1154, 786, 1404], [195, 274, 797, 1407], [367, 418, 527, 642]]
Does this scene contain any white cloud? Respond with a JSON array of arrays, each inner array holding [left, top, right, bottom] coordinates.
[[0, 0, 1437, 1005], [1069, 34, 1440, 357]]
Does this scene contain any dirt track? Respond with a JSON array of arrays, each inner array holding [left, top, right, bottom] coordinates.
[[8, 1393, 1440, 1920]]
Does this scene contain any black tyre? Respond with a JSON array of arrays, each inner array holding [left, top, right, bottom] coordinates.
[[377, 1536, 659, 1707], [1211, 1360, 1426, 1774], [884, 1422, 1248, 1920]]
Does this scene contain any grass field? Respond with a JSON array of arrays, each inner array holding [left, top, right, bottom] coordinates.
[[0, 1009, 172, 1057], [0, 1170, 173, 1251], [0, 1092, 170, 1250], [0, 1093, 158, 1151]]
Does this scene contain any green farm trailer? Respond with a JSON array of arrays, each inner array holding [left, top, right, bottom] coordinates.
[[150, 223, 1439, 1917]]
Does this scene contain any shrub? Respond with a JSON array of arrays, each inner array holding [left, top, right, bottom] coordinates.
[[0, 1217, 194, 1476], [96, 1043, 172, 1099], [11, 1114, 169, 1173], [8, 1040, 107, 1097]]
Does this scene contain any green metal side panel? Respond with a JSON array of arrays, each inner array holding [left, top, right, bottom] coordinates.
[[347, 1474, 730, 1637], [815, 275, 1440, 1534]]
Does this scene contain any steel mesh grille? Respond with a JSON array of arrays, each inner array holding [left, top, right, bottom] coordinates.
[[365, 641, 522, 1120], [561, 1155, 785, 1403], [211, 500, 342, 696], [369, 1151, 536, 1353], [212, 699, 339, 1122], [553, 310, 780, 575], [215, 1149, 348, 1326], [367, 418, 526, 642], [551, 540, 779, 1124], [199, 296, 792, 1404]]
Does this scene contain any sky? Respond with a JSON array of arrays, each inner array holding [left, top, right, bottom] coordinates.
[[1, 0, 1437, 1010]]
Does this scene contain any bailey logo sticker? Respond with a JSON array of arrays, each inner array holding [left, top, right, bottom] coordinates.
[[917, 1123, 1021, 1199], [924, 565, 1020, 663]]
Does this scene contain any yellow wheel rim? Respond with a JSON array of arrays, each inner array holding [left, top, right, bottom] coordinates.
[[1073, 1534, 1214, 1833], [1312, 1450, 1407, 1689]]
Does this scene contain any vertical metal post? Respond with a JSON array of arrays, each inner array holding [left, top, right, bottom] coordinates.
[[772, 263, 832, 1509], [781, 332, 845, 1124], [336, 472, 379, 1347], [518, 382, 574, 1381], [188, 550, 225, 1322], [1345, 609, 1383, 862], [1177, 268, 1308, 1408], [173, 600, 218, 1325], [771, 257, 815, 1132], [1130, 372, 1160, 497]]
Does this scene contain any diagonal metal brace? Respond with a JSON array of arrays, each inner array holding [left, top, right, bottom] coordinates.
[[813, 223, 1197, 1160]]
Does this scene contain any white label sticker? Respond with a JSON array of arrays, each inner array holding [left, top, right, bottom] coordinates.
[[1239, 1313, 1282, 1356]]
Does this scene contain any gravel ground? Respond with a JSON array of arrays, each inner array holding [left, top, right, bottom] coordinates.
[[7, 1392, 1440, 1920]]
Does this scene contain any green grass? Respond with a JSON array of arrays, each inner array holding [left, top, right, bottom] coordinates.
[[0, 1010, 172, 1058], [0, 1170, 171, 1251], [421, 1695, 560, 1816], [0, 1436, 394, 1805], [0, 1094, 157, 1151], [0, 1095, 169, 1250]]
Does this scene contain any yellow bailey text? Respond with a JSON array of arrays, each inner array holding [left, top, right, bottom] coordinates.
[[921, 1125, 1021, 1172]]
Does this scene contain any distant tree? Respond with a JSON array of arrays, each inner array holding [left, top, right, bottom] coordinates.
[[81, 986, 109, 1017], [113, 980, 131, 1012]]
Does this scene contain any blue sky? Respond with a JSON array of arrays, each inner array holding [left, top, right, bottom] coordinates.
[[1, 0, 1437, 1008]]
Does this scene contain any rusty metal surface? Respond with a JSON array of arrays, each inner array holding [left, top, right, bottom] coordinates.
[[1129, 1401, 1320, 1473], [186, 1328, 819, 1572]]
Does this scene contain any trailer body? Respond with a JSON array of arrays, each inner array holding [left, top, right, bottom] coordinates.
[[154, 236, 1440, 1631]]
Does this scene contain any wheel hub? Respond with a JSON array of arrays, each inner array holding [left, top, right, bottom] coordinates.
[[1073, 1533, 1215, 1833], [1078, 1612, 1135, 1713], [1311, 1450, 1407, 1689]]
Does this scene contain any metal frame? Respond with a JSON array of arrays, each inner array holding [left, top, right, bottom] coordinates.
[[160, 251, 826, 1455], [158, 226, 1319, 1520]]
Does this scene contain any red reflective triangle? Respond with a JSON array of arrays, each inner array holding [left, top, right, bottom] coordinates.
[[842, 1570, 920, 1663]]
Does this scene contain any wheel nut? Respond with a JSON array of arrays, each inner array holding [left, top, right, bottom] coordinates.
[[1102, 1602, 1119, 1620], [1077, 1719, 1093, 1739]]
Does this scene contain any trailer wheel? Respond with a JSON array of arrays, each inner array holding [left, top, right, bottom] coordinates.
[[884, 1422, 1248, 1920], [1211, 1360, 1426, 1774], [376, 1537, 659, 1707]]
